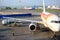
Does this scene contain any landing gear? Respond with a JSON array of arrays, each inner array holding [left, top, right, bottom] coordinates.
[[48, 31, 57, 40]]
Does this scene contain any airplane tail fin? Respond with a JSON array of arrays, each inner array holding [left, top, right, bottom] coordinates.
[[43, 0, 45, 13]]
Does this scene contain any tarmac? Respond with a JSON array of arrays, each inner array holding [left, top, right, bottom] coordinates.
[[0, 19, 55, 40]]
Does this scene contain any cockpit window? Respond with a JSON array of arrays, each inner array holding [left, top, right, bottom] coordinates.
[[51, 21, 60, 23]]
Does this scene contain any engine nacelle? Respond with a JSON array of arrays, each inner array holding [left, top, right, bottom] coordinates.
[[2, 19, 8, 25], [29, 23, 37, 31], [2, 19, 15, 25]]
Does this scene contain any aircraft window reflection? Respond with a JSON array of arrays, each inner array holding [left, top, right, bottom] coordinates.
[[51, 21, 60, 23]]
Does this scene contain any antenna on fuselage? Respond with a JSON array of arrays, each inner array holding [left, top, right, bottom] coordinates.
[[43, 0, 45, 13]]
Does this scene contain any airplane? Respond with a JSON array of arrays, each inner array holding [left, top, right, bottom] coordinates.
[[2, 0, 60, 37]]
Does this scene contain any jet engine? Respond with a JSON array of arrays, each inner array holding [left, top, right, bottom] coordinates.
[[2, 19, 15, 25], [29, 23, 38, 31]]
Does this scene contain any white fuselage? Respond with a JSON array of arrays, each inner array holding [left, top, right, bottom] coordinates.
[[41, 12, 60, 32]]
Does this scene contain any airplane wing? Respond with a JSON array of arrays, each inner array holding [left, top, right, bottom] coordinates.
[[2, 17, 43, 24]]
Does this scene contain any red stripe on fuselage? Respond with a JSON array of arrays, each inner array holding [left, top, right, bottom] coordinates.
[[41, 13, 53, 20]]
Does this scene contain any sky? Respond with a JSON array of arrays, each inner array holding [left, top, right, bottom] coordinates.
[[0, 0, 60, 8]]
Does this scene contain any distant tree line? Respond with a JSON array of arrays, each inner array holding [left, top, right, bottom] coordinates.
[[5, 7, 11, 9], [5, 7, 17, 10]]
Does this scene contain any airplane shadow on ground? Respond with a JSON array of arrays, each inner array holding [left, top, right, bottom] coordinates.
[[0, 28, 12, 32]]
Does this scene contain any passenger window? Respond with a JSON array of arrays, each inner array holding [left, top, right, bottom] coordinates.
[[59, 21, 60, 23], [51, 21, 60, 23]]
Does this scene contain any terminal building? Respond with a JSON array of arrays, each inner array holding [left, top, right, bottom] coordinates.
[[47, 5, 60, 9]]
